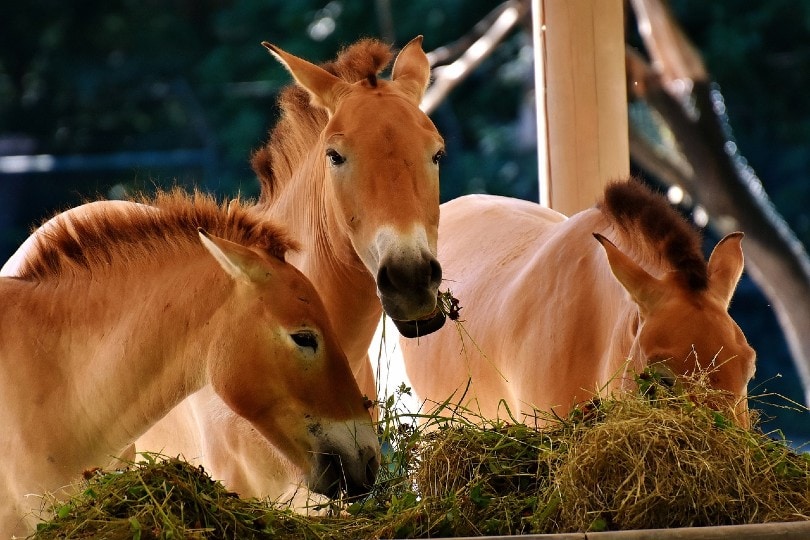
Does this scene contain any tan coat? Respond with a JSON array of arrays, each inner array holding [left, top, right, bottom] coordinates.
[[403, 182, 755, 427]]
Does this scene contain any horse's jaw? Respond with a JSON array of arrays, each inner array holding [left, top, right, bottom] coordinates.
[[391, 307, 447, 338]]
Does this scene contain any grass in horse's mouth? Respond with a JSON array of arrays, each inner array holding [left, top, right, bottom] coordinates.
[[392, 289, 460, 338], [35, 372, 810, 539]]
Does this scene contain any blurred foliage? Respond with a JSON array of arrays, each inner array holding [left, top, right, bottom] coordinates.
[[0, 0, 534, 202], [668, 0, 810, 244], [0, 0, 808, 437]]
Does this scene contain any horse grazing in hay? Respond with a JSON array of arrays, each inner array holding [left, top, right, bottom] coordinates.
[[0, 190, 379, 538], [2, 37, 443, 502], [101, 36, 440, 499], [403, 180, 756, 427]]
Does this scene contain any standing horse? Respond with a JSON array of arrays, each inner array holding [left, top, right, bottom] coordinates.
[[136, 36, 445, 498], [0, 190, 379, 537], [403, 180, 756, 427], [3, 37, 442, 500]]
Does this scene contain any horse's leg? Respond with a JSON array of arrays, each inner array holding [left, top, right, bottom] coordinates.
[[0, 484, 31, 539]]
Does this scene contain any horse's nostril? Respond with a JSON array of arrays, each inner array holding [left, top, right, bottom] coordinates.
[[429, 258, 442, 287], [377, 256, 441, 295], [377, 264, 394, 293], [365, 450, 380, 487]]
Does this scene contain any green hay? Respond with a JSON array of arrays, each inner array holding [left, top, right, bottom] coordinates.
[[34, 375, 810, 539], [34, 454, 288, 539]]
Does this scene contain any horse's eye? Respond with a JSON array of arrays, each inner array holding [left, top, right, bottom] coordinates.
[[326, 148, 345, 166], [432, 149, 445, 165], [291, 331, 318, 353]]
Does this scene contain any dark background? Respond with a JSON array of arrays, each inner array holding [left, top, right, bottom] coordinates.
[[1, 1, 808, 442]]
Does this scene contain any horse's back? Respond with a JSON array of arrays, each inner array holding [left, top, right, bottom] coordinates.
[[438, 195, 565, 287], [404, 195, 567, 419]]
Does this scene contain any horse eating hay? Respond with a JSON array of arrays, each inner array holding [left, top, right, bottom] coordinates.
[[134, 36, 445, 499], [1, 36, 444, 502], [0, 189, 379, 537], [403, 180, 756, 427]]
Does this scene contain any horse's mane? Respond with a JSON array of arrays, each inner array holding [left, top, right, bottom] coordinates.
[[599, 180, 708, 291], [18, 188, 297, 281], [250, 39, 394, 201]]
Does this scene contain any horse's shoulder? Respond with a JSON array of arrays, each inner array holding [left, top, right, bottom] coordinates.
[[438, 196, 567, 305]]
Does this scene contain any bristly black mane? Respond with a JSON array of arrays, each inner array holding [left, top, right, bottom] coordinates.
[[599, 179, 707, 291]]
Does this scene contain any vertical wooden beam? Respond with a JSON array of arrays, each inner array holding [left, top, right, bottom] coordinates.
[[533, 0, 629, 214]]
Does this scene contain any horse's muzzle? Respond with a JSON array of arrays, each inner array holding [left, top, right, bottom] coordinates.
[[392, 307, 447, 338], [310, 444, 380, 499]]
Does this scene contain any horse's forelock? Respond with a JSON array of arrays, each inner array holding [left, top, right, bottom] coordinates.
[[326, 38, 394, 83], [600, 180, 708, 291]]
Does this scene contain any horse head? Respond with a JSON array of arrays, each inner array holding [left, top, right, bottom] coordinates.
[[263, 37, 445, 337], [199, 229, 380, 496], [595, 232, 756, 427]]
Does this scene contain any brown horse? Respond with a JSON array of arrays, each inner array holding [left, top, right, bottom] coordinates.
[[3, 37, 443, 501], [403, 180, 756, 427], [137, 37, 445, 499], [0, 190, 379, 537]]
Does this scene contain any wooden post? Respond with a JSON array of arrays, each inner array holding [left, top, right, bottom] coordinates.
[[532, 0, 629, 214]]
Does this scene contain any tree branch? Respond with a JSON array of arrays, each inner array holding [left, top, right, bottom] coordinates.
[[421, 0, 530, 115]]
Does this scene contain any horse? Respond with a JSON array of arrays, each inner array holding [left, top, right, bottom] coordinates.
[[0, 189, 380, 538], [0, 36, 443, 500], [402, 180, 756, 428]]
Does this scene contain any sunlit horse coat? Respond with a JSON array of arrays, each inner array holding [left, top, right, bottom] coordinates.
[[403, 180, 756, 426], [0, 190, 379, 537], [2, 37, 444, 503], [139, 37, 445, 500]]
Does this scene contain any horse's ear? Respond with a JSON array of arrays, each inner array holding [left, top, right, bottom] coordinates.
[[707, 232, 744, 307], [391, 35, 431, 104], [594, 233, 664, 314], [199, 228, 269, 284], [262, 42, 348, 113]]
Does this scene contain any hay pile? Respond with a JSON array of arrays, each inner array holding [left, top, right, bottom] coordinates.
[[35, 375, 810, 539], [414, 391, 810, 535], [33, 454, 311, 539]]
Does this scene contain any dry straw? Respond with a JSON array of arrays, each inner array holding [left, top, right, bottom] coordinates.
[[35, 371, 810, 539]]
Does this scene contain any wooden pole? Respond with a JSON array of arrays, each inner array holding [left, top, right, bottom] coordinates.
[[532, 0, 629, 214]]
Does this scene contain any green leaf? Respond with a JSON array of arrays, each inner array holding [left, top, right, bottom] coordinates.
[[129, 516, 142, 540], [713, 411, 731, 429], [589, 516, 609, 532], [56, 504, 72, 519], [469, 482, 491, 507]]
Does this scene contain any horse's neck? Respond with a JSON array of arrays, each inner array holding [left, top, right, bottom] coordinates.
[[9, 260, 222, 467], [580, 213, 648, 388], [603, 306, 645, 391], [258, 161, 382, 366], [547, 210, 643, 387]]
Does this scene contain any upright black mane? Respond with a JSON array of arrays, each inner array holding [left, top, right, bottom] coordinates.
[[599, 180, 707, 291]]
